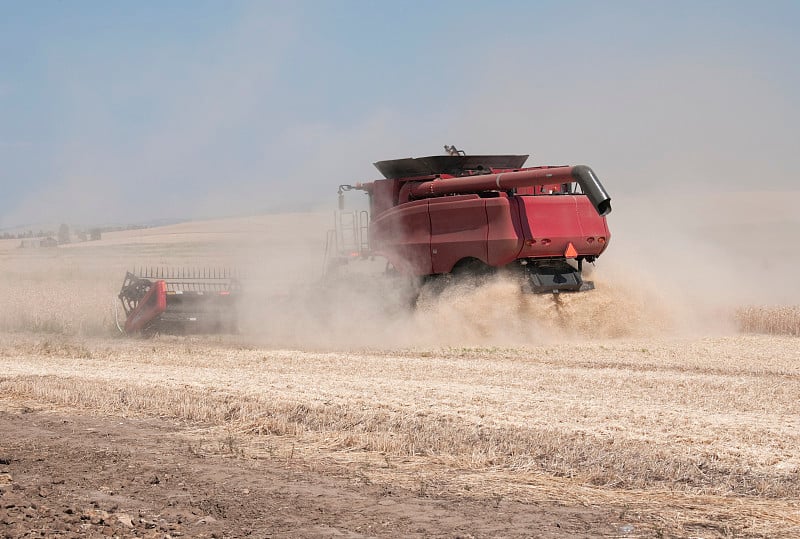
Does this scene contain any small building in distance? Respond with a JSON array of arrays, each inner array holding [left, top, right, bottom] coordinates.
[[18, 236, 58, 248], [41, 236, 58, 247]]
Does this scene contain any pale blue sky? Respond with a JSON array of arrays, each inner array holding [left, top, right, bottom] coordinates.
[[1, 1, 798, 227]]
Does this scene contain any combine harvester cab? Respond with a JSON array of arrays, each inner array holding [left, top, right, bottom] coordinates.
[[331, 146, 612, 295], [118, 268, 240, 335]]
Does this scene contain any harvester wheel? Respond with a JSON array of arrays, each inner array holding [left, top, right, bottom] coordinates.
[[450, 258, 495, 288], [451, 257, 492, 278]]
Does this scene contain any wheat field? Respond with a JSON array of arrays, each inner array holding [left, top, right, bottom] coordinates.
[[737, 306, 800, 337], [1, 212, 799, 537]]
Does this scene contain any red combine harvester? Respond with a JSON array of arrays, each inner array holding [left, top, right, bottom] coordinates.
[[118, 268, 239, 335], [328, 146, 611, 294]]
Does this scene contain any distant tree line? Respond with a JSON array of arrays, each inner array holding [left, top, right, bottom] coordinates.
[[2, 223, 149, 241]]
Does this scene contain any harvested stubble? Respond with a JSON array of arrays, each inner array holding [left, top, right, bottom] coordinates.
[[1, 333, 799, 537], [737, 306, 800, 336], [3, 216, 800, 536]]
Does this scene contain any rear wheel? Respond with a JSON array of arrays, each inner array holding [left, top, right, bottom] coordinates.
[[450, 257, 495, 286]]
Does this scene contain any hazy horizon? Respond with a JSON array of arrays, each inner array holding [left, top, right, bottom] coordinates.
[[2, 1, 799, 228]]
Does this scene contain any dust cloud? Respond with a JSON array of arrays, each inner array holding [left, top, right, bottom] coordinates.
[[0, 187, 795, 347], [232, 187, 799, 349], [239, 262, 686, 350]]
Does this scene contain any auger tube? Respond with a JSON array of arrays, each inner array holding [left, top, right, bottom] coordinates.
[[406, 165, 611, 217], [571, 165, 611, 216]]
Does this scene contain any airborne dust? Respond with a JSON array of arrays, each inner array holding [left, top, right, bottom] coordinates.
[[1, 185, 796, 347], [233, 187, 800, 349]]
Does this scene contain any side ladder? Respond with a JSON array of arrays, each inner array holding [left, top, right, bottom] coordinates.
[[323, 210, 370, 276]]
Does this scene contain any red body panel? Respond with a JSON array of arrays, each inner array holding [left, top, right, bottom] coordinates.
[[370, 193, 610, 276], [429, 195, 486, 273], [370, 199, 433, 274], [124, 280, 167, 333], [370, 179, 399, 217], [486, 196, 525, 266], [516, 196, 609, 258]]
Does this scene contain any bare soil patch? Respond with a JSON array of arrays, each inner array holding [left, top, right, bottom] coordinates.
[[0, 399, 620, 538]]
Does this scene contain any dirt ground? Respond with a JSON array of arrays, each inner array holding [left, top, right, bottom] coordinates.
[[1, 399, 628, 539]]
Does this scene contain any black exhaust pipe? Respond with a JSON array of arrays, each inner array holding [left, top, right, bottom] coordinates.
[[572, 165, 611, 216]]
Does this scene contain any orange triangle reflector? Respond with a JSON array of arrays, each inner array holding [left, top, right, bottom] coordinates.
[[564, 242, 578, 259]]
